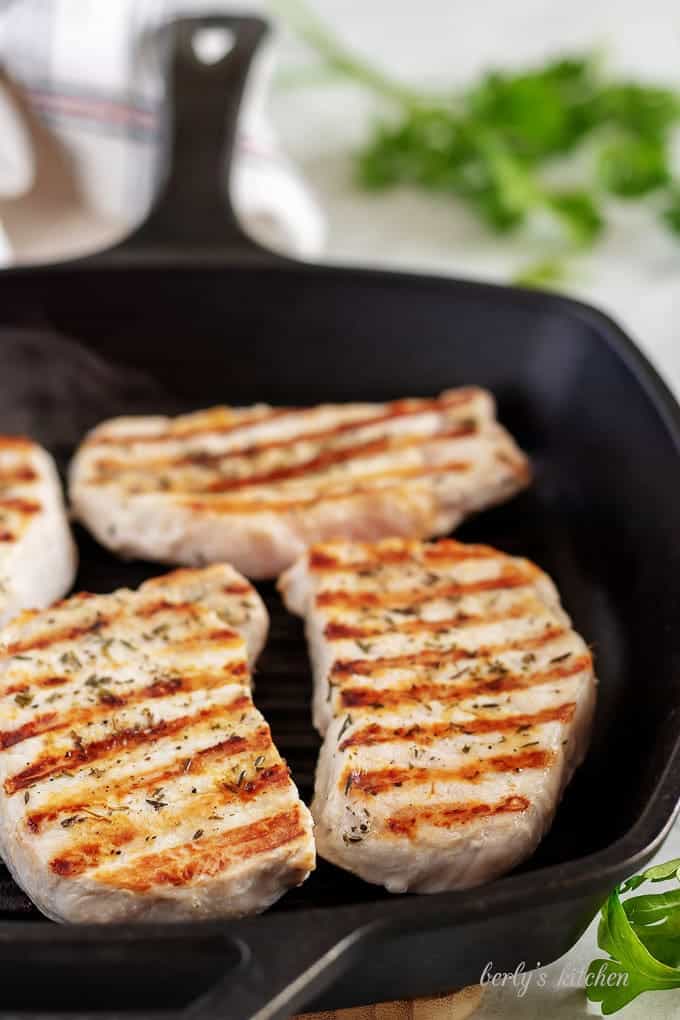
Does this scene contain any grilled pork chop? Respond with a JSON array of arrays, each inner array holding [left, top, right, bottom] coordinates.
[[279, 538, 596, 894], [68, 388, 530, 579], [0, 437, 77, 627], [0, 565, 314, 922]]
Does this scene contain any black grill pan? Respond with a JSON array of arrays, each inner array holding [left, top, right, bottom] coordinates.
[[0, 15, 679, 1019]]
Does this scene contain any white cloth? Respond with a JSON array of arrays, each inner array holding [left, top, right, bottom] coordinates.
[[0, 0, 325, 262]]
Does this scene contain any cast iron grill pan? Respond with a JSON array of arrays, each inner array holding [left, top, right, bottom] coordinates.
[[0, 17, 678, 1019]]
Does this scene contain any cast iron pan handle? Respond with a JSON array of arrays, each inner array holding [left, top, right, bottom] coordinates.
[[103, 14, 282, 262], [186, 910, 373, 1020], [0, 909, 373, 1020]]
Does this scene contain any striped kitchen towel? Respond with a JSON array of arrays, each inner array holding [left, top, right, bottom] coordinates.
[[0, 0, 324, 263]]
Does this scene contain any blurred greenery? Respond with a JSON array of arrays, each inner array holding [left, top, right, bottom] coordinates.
[[273, 0, 680, 284], [597, 136, 670, 196], [663, 188, 680, 232]]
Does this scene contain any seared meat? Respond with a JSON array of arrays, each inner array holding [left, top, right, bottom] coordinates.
[[279, 538, 595, 894], [0, 565, 314, 922], [0, 437, 77, 627], [68, 389, 529, 579]]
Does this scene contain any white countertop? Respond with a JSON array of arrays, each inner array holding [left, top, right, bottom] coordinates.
[[268, 3, 680, 1017]]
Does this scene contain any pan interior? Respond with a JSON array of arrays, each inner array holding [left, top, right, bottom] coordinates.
[[0, 262, 677, 919]]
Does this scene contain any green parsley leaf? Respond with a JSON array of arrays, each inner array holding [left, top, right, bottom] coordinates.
[[590, 83, 680, 141], [586, 857, 680, 1013], [598, 135, 670, 197], [467, 57, 598, 161], [621, 857, 680, 892], [661, 190, 680, 235], [277, 0, 680, 278], [513, 258, 568, 290], [547, 190, 604, 246]]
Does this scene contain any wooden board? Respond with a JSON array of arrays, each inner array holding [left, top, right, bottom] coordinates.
[[297, 985, 483, 1020]]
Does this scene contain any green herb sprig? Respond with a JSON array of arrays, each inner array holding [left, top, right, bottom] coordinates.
[[273, 0, 680, 284], [587, 856, 680, 1013]]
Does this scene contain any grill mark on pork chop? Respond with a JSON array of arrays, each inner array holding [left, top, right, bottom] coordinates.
[[311, 539, 499, 572], [339, 702, 577, 750], [2, 581, 251, 662], [26, 747, 283, 834], [26, 729, 267, 829], [0, 437, 35, 451], [182, 459, 473, 515], [2, 674, 70, 699], [140, 570, 253, 600], [343, 748, 554, 798], [331, 625, 566, 678], [222, 582, 255, 595], [1, 667, 204, 700], [2, 611, 123, 657], [46, 764, 294, 877], [89, 805, 309, 891], [2, 606, 241, 659], [90, 422, 480, 492], [0, 466, 38, 486], [323, 601, 543, 641], [0, 666, 250, 749], [316, 567, 538, 610], [135, 599, 199, 619], [424, 539, 500, 562], [85, 406, 294, 448], [339, 654, 591, 710], [386, 794, 531, 838], [3, 698, 250, 795], [206, 424, 477, 493], [127, 596, 242, 624], [85, 391, 478, 453], [50, 823, 138, 877], [0, 498, 41, 516], [172, 628, 242, 650], [190, 406, 476, 465]]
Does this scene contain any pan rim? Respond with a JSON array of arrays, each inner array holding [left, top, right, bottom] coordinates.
[[0, 258, 678, 938]]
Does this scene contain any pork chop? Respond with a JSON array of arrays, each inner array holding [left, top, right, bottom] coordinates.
[[0, 564, 314, 922], [0, 437, 77, 627], [68, 388, 530, 579], [279, 537, 595, 894]]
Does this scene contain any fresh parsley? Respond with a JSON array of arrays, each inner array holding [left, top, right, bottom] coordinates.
[[586, 857, 680, 1014], [274, 0, 680, 280], [661, 188, 680, 234]]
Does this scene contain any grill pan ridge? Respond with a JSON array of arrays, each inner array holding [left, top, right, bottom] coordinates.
[[0, 15, 678, 1019]]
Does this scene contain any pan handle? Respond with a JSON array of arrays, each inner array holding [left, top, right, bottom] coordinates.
[[186, 911, 372, 1020], [102, 14, 282, 263], [0, 910, 371, 1020]]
